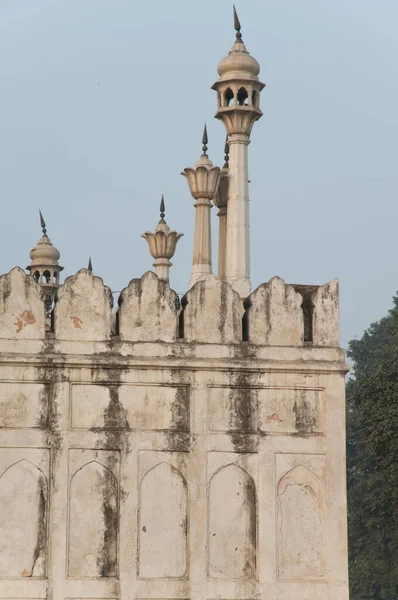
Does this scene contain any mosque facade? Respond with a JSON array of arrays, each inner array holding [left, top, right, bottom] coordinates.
[[0, 9, 349, 600]]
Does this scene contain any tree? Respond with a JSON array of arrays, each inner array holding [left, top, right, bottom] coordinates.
[[346, 295, 398, 599]]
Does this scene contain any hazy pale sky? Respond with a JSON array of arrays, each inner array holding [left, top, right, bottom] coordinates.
[[1, 0, 397, 351]]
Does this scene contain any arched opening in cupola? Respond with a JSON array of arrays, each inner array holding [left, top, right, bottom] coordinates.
[[53, 271, 58, 284], [43, 270, 51, 284], [33, 270, 40, 283], [224, 88, 234, 107], [237, 87, 249, 106]]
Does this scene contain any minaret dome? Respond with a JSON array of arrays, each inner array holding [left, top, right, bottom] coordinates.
[[27, 211, 63, 289]]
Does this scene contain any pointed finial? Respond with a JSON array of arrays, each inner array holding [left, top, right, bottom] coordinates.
[[233, 5, 242, 40], [160, 194, 166, 222], [88, 256, 93, 272], [202, 124, 208, 155], [39, 209, 47, 235], [224, 135, 229, 168]]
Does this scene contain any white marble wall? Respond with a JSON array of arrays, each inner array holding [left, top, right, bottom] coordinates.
[[0, 268, 349, 600]]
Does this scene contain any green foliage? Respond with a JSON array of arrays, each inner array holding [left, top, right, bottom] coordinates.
[[347, 295, 398, 599]]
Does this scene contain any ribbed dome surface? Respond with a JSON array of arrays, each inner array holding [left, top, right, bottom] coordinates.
[[217, 40, 260, 80]]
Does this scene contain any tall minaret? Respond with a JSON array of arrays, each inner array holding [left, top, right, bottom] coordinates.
[[212, 7, 265, 297]]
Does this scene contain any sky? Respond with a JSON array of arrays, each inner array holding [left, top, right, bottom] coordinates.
[[0, 0, 397, 352]]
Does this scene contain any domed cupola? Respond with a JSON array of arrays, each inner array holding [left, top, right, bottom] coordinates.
[[212, 6, 265, 137], [27, 211, 63, 311]]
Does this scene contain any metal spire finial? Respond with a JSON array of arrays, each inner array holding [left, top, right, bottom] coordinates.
[[233, 5, 242, 40], [88, 256, 93, 272], [224, 135, 230, 168], [39, 209, 47, 235], [160, 194, 166, 222], [202, 124, 208, 155]]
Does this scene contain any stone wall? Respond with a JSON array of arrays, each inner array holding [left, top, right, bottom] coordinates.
[[0, 267, 349, 600]]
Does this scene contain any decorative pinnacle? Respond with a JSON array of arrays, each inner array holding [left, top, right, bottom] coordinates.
[[224, 135, 229, 168], [88, 256, 93, 272], [202, 124, 208, 155], [160, 194, 166, 223], [233, 5, 242, 40], [39, 210, 47, 235]]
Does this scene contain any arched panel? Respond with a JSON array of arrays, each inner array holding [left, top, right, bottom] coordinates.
[[209, 464, 256, 579], [139, 462, 187, 579], [0, 459, 47, 577], [68, 460, 118, 578], [277, 465, 324, 579]]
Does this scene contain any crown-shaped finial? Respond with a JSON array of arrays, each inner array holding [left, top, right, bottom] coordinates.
[[39, 210, 47, 235], [233, 5, 242, 40], [202, 124, 208, 155]]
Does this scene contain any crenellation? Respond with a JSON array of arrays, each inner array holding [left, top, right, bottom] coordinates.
[[0, 268, 341, 349]]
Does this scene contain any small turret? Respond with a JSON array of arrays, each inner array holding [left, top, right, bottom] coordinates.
[[212, 6, 265, 136], [27, 211, 63, 314]]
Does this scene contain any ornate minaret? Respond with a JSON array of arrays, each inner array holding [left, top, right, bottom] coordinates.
[[27, 210, 63, 313], [212, 6, 265, 297], [182, 125, 223, 287], [142, 195, 183, 282]]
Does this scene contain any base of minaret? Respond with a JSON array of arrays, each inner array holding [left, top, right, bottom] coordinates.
[[226, 275, 251, 298], [189, 265, 212, 288]]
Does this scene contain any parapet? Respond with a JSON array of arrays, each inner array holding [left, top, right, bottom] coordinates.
[[0, 268, 340, 347]]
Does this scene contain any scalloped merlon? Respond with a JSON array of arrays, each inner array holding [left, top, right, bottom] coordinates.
[[0, 267, 46, 340], [118, 271, 179, 342], [54, 268, 113, 341], [245, 276, 304, 346], [182, 274, 243, 344], [312, 279, 339, 347]]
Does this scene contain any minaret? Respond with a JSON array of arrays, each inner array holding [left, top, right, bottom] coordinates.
[[141, 195, 183, 282], [27, 211, 63, 313], [212, 6, 265, 297], [182, 125, 223, 287]]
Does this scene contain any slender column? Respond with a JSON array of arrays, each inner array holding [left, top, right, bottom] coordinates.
[[217, 205, 227, 279], [182, 126, 221, 289], [190, 198, 213, 286], [225, 134, 250, 297]]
